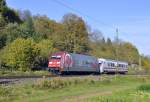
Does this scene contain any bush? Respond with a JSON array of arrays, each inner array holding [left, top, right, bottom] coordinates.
[[0, 86, 13, 97], [33, 77, 97, 89], [0, 38, 58, 72], [34, 78, 69, 89], [1, 38, 40, 71], [35, 39, 57, 68], [0, 70, 50, 76], [0, 86, 15, 102], [138, 84, 150, 92]]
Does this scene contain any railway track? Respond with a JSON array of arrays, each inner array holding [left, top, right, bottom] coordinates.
[[0, 74, 102, 85], [0, 75, 56, 85]]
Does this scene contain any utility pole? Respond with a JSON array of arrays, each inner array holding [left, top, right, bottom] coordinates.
[[139, 55, 142, 70], [73, 33, 76, 54], [0, 59, 2, 71], [0, 60, 1, 70], [116, 28, 119, 75]]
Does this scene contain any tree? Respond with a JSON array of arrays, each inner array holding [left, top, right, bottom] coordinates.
[[2, 8, 22, 23], [0, 0, 6, 12], [107, 38, 112, 46], [33, 15, 66, 42], [62, 13, 90, 53], [17, 10, 36, 39], [0, 0, 21, 24], [141, 56, 150, 70], [117, 42, 139, 64], [1, 23, 21, 44], [89, 36, 114, 59], [0, 31, 7, 49], [89, 30, 104, 43], [35, 39, 58, 67], [22, 10, 34, 31], [0, 13, 6, 28], [33, 15, 49, 38], [0, 0, 7, 27], [33, 15, 56, 39], [0, 23, 32, 48]]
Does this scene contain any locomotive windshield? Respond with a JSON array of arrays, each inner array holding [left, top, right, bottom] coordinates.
[[51, 56, 61, 59]]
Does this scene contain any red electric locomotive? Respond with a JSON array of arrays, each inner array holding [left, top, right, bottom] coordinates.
[[48, 52, 99, 74]]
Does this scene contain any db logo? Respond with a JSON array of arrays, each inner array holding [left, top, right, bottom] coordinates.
[[65, 54, 73, 67]]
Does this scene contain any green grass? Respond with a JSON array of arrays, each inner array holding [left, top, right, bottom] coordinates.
[[0, 70, 50, 77], [138, 84, 150, 92], [127, 68, 150, 75], [86, 88, 150, 102], [85, 76, 150, 102], [1, 75, 150, 102]]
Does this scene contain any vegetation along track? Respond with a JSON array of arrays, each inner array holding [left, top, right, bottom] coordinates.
[[0, 74, 149, 85]]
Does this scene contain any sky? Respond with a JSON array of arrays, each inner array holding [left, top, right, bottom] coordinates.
[[6, 0, 150, 55]]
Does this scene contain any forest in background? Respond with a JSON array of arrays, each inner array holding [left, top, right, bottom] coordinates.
[[0, 0, 150, 72]]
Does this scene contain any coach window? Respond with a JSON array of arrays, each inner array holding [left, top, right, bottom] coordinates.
[[85, 61, 89, 64], [107, 63, 108, 66], [103, 62, 105, 65], [82, 61, 85, 65], [119, 64, 122, 67], [108, 63, 111, 67], [76, 60, 79, 65], [112, 63, 115, 67]]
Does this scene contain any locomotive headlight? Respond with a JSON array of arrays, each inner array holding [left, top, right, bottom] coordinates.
[[49, 62, 52, 64], [57, 62, 60, 64]]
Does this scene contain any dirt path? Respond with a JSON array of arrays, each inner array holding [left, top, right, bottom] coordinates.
[[62, 91, 112, 102], [61, 86, 131, 102]]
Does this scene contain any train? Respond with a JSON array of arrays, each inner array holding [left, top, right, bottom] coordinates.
[[48, 52, 128, 74]]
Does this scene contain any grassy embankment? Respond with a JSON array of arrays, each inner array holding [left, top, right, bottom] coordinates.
[[1, 75, 150, 102], [0, 70, 50, 77]]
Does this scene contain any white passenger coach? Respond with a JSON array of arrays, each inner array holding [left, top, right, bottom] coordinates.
[[98, 58, 128, 74]]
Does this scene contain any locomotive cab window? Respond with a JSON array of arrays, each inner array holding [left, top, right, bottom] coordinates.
[[51, 56, 61, 59]]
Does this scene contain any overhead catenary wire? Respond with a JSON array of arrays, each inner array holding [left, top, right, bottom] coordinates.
[[51, 0, 116, 30], [51, 0, 131, 38]]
